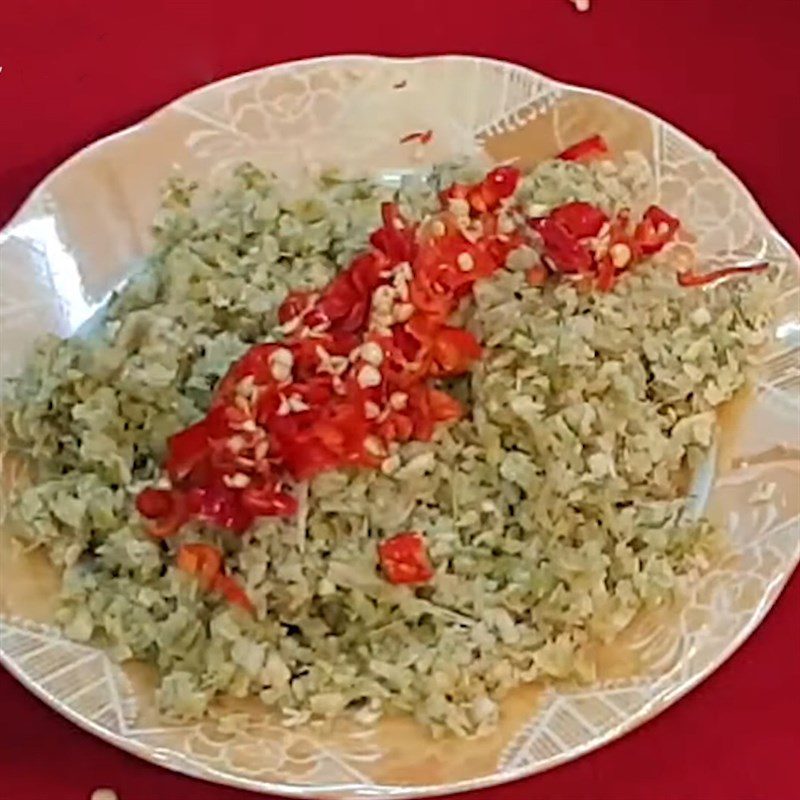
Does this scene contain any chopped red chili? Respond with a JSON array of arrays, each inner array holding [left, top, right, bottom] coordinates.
[[140, 146, 747, 604], [529, 201, 680, 290], [557, 134, 610, 162], [138, 166, 523, 555], [378, 531, 434, 585], [634, 205, 680, 255], [399, 129, 433, 144], [677, 263, 768, 287]]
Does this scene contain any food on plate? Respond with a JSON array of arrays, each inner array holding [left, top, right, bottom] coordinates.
[[2, 136, 776, 736]]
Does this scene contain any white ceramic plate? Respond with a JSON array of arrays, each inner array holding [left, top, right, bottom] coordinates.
[[1, 55, 798, 798]]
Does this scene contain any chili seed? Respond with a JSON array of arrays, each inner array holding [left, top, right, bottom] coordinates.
[[228, 435, 246, 454], [360, 342, 384, 366], [364, 435, 386, 457], [457, 252, 475, 272], [394, 303, 414, 323], [389, 391, 408, 410], [236, 375, 255, 397], [287, 395, 309, 413], [364, 401, 380, 420], [609, 243, 632, 269], [224, 472, 251, 488], [381, 455, 401, 474], [357, 365, 382, 388]]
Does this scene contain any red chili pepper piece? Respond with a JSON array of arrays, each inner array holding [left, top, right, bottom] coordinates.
[[165, 419, 210, 482], [530, 217, 594, 273], [549, 201, 609, 239], [634, 205, 680, 255], [677, 263, 768, 287], [212, 574, 255, 613], [557, 134, 610, 162], [378, 531, 434, 585], [177, 543, 223, 589], [135, 488, 174, 519], [399, 129, 433, 144]]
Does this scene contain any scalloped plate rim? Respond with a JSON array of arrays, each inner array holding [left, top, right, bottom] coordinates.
[[1, 54, 798, 799]]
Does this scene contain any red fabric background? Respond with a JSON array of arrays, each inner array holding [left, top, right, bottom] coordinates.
[[1, 1, 798, 798]]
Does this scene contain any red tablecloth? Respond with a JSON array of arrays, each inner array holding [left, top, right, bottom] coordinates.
[[1, 1, 799, 798]]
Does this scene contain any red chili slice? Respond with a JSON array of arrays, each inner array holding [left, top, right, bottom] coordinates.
[[634, 205, 680, 255], [212, 573, 255, 614], [378, 531, 434, 585], [241, 486, 298, 517], [530, 217, 594, 274], [165, 419, 211, 481], [678, 263, 768, 287], [135, 488, 174, 519], [557, 134, 610, 162], [549, 201, 609, 239], [429, 327, 482, 376], [177, 543, 223, 589]]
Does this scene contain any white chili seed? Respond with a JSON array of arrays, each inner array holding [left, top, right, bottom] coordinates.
[[394, 303, 414, 323], [526, 202, 549, 217], [224, 472, 251, 489], [270, 347, 294, 369], [360, 342, 384, 366], [364, 400, 380, 419], [254, 440, 270, 460], [372, 285, 395, 310], [357, 364, 382, 388], [457, 252, 475, 272], [90, 790, 119, 800], [236, 374, 255, 397], [609, 243, 632, 269], [397, 261, 413, 281], [234, 395, 252, 414], [381, 455, 401, 475], [656, 221, 670, 236], [328, 355, 348, 374], [364, 435, 386, 457], [430, 220, 446, 237], [287, 395, 309, 413], [389, 391, 408, 410], [272, 364, 292, 383], [498, 214, 516, 234], [228, 435, 246, 454], [280, 316, 303, 335]]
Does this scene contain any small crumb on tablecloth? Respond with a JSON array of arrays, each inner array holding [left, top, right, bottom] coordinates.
[[90, 789, 118, 800]]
